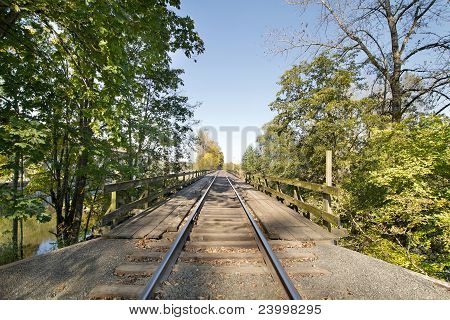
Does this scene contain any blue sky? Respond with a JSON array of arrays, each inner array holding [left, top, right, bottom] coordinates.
[[172, 0, 310, 163], [171, 1, 449, 163]]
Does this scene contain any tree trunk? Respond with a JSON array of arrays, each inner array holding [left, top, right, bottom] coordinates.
[[19, 154, 24, 259], [390, 77, 403, 121], [49, 115, 69, 243], [385, 3, 403, 122], [19, 218, 23, 259], [66, 141, 89, 243], [11, 151, 20, 259], [65, 103, 92, 243], [11, 218, 18, 258], [83, 189, 98, 240]]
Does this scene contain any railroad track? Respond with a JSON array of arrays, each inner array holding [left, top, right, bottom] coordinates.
[[90, 171, 324, 300]]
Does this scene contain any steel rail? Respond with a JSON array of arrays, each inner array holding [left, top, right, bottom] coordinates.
[[139, 173, 218, 300], [226, 176, 302, 300]]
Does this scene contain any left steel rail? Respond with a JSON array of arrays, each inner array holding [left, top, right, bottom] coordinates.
[[139, 173, 218, 300]]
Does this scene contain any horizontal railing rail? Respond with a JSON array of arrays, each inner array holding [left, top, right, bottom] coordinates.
[[245, 150, 340, 230], [226, 169, 243, 179], [101, 170, 210, 227], [245, 174, 340, 227], [248, 174, 340, 197]]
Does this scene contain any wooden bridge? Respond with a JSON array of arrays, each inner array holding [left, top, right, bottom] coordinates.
[[89, 170, 337, 299], [0, 169, 448, 300]]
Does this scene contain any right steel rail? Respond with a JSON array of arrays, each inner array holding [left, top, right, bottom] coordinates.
[[226, 176, 302, 300]]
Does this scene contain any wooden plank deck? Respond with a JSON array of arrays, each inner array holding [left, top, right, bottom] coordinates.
[[105, 172, 336, 243], [235, 179, 337, 242], [105, 175, 213, 239]]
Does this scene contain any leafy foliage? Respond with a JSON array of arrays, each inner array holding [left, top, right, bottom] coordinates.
[[244, 53, 380, 183], [342, 115, 449, 279], [242, 54, 449, 280], [195, 130, 224, 170], [0, 0, 204, 252]]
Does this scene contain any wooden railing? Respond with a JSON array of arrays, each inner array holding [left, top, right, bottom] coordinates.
[[226, 169, 243, 179], [245, 151, 340, 230], [101, 170, 210, 226]]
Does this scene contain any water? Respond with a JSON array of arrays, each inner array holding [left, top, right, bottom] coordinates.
[[35, 238, 58, 255], [0, 213, 58, 265]]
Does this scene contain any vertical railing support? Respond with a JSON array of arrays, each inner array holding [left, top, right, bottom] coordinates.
[[323, 150, 332, 231], [145, 183, 150, 208], [110, 179, 118, 212], [264, 178, 269, 195], [276, 181, 283, 203], [293, 186, 309, 219], [110, 190, 117, 211]]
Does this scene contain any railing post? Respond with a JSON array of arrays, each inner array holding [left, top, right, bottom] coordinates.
[[294, 186, 309, 219], [147, 182, 152, 207], [111, 190, 117, 211], [110, 179, 118, 212], [276, 181, 283, 203], [323, 150, 332, 231]]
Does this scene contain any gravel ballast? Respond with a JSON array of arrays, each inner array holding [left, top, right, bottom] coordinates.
[[0, 238, 136, 299]]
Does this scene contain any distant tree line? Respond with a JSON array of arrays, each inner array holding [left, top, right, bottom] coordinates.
[[195, 129, 224, 170]]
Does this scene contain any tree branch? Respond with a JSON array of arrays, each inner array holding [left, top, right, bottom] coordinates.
[[435, 103, 450, 115], [403, 39, 450, 62], [319, 0, 387, 75]]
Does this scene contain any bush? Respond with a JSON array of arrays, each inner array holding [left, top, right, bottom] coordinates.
[[341, 115, 450, 280], [0, 242, 17, 266]]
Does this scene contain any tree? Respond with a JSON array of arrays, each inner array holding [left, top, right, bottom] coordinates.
[[241, 52, 449, 281], [267, 53, 378, 183], [195, 130, 224, 170], [342, 115, 449, 279], [241, 145, 262, 173], [1, 0, 204, 245], [0, 116, 50, 258], [278, 0, 449, 120]]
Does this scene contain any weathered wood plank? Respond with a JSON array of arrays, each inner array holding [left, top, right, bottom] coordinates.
[[108, 175, 212, 239], [101, 189, 166, 226], [102, 175, 209, 226], [253, 183, 340, 226], [241, 180, 338, 241], [89, 285, 144, 300]]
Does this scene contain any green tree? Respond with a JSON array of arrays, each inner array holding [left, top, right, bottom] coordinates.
[[241, 145, 261, 173], [265, 53, 377, 183], [195, 130, 224, 170], [342, 115, 449, 280], [0, 0, 204, 246], [278, 0, 449, 121], [242, 53, 449, 280]]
